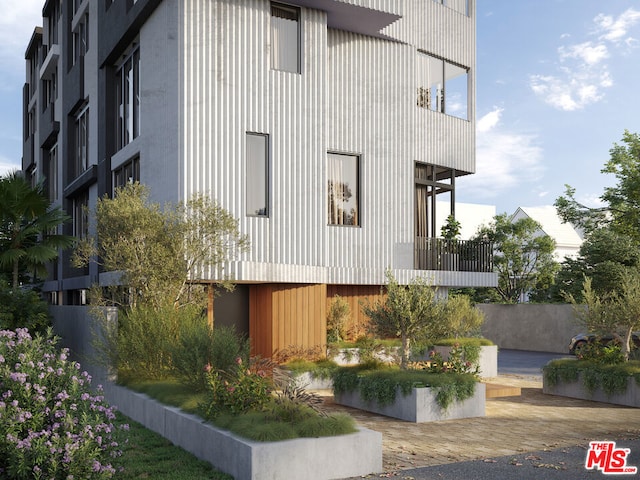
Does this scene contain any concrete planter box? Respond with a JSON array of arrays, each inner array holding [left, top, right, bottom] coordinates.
[[429, 345, 498, 378], [543, 373, 640, 407], [334, 383, 486, 422], [103, 383, 382, 480]]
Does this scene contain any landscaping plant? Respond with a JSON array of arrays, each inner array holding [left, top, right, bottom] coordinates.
[[362, 271, 444, 369], [0, 328, 128, 479], [326, 295, 350, 344]]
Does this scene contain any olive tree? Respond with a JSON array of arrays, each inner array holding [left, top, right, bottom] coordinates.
[[361, 271, 444, 369], [73, 183, 249, 309], [565, 272, 640, 362]]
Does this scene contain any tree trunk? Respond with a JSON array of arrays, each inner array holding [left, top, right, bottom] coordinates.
[[401, 334, 410, 370], [623, 327, 633, 362]]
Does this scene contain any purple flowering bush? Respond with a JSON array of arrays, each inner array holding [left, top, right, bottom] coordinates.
[[0, 328, 128, 479]]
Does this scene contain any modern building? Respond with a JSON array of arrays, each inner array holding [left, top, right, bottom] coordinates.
[[23, 0, 495, 356]]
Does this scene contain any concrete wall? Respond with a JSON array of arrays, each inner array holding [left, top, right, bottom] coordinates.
[[478, 304, 582, 354], [49, 305, 117, 384]]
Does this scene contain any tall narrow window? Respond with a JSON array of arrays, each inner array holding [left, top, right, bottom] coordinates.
[[73, 191, 89, 239], [72, 13, 89, 66], [271, 3, 300, 73], [246, 133, 269, 217], [75, 105, 89, 177], [328, 153, 359, 226], [113, 156, 140, 194], [47, 144, 58, 201], [416, 52, 468, 120], [116, 45, 140, 150]]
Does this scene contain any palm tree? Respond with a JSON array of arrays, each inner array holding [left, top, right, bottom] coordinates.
[[0, 171, 74, 288]]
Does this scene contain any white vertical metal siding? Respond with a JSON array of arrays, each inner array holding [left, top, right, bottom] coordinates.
[[172, 0, 487, 286]]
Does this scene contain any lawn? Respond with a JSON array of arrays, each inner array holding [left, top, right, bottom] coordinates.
[[116, 412, 232, 479]]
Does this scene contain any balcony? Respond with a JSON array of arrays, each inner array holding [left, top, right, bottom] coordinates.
[[282, 0, 401, 39], [415, 238, 493, 273]]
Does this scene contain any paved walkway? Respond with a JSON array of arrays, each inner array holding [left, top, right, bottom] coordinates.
[[323, 374, 640, 475]]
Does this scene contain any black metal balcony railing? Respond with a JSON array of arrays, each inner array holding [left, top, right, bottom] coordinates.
[[415, 238, 494, 273]]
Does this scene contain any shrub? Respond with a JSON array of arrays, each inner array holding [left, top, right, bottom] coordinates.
[[114, 303, 178, 382], [0, 286, 51, 334], [544, 358, 640, 395], [422, 345, 480, 376], [327, 295, 350, 344], [272, 345, 325, 364], [170, 313, 251, 392], [577, 342, 626, 365], [200, 357, 273, 418], [0, 328, 128, 479]]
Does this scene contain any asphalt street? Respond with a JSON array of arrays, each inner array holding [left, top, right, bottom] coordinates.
[[397, 439, 640, 480]]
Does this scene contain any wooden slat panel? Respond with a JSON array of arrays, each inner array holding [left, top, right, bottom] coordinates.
[[249, 284, 273, 358], [327, 284, 386, 341]]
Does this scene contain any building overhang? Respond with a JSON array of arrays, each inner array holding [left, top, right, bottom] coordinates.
[[283, 0, 401, 40]]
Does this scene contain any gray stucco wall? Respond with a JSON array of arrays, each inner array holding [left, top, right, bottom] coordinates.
[[49, 305, 116, 384], [478, 304, 583, 354]]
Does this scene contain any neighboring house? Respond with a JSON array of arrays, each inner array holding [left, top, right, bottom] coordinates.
[[511, 206, 584, 261], [22, 0, 495, 357]]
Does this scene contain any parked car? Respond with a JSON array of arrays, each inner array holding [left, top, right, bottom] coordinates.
[[569, 332, 640, 355]]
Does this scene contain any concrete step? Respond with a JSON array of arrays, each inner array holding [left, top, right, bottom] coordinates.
[[484, 382, 522, 398]]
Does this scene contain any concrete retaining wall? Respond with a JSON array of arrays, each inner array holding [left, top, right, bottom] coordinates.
[[478, 304, 582, 354], [104, 383, 383, 480], [543, 374, 640, 408], [49, 306, 383, 479], [335, 384, 486, 422]]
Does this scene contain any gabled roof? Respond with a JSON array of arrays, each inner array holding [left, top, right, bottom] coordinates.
[[511, 205, 584, 248]]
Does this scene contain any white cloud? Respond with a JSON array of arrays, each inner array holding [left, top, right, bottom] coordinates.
[[558, 41, 609, 65], [459, 108, 544, 200], [530, 68, 612, 112], [0, 154, 22, 177], [530, 7, 640, 111], [476, 107, 502, 133], [594, 8, 640, 44]]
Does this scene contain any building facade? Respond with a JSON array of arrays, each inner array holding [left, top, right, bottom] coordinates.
[[23, 0, 495, 356]]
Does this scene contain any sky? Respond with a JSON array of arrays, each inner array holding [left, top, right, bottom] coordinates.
[[1, 1, 639, 216]]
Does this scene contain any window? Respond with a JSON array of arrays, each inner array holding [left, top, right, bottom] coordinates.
[[113, 156, 140, 193], [74, 105, 89, 177], [246, 133, 269, 216], [27, 165, 38, 189], [46, 0, 61, 46], [42, 67, 57, 115], [271, 3, 300, 73], [72, 13, 89, 66], [73, 191, 89, 239], [433, 0, 468, 16], [416, 52, 468, 120], [328, 153, 359, 226], [47, 144, 58, 201], [115, 45, 140, 150]]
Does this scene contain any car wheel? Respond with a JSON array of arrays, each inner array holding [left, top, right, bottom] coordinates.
[[573, 340, 587, 355]]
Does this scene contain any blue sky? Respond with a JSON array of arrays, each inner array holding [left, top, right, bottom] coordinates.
[[1, 1, 639, 216]]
